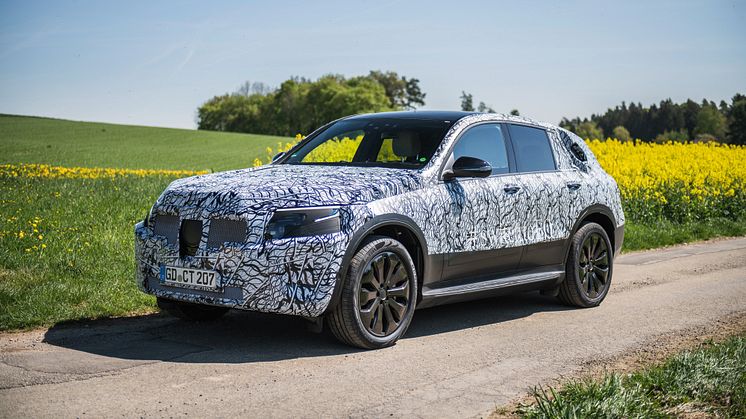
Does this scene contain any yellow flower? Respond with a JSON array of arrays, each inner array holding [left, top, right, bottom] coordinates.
[[0, 163, 208, 179], [589, 139, 745, 221]]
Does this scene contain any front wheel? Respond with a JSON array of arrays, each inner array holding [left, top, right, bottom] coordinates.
[[557, 222, 614, 308], [327, 236, 418, 349]]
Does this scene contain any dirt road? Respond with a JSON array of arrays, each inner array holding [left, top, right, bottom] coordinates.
[[2, 238, 745, 418]]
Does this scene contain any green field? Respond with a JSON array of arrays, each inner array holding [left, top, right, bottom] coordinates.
[[0, 114, 286, 171], [0, 175, 166, 329], [1, 115, 744, 330], [0, 115, 293, 329]]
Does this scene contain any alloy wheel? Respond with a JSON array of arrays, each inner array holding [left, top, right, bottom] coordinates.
[[358, 251, 410, 337], [578, 232, 610, 299]]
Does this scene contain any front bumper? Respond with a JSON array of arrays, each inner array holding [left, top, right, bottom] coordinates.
[[134, 221, 349, 317]]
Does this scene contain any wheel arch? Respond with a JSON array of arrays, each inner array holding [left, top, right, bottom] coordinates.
[[324, 214, 429, 314], [564, 205, 620, 262]]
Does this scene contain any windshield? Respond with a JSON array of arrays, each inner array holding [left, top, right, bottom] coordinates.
[[282, 118, 454, 169]]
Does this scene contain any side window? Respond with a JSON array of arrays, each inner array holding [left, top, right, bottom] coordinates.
[[509, 124, 556, 172], [452, 123, 509, 175]]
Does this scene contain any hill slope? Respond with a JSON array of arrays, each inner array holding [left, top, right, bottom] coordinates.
[[0, 114, 288, 171]]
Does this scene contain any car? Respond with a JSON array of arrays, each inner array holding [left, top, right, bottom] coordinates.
[[135, 111, 625, 349]]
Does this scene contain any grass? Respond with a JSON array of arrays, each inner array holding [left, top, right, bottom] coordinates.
[[0, 114, 287, 172], [0, 174, 168, 330], [519, 333, 746, 418], [623, 217, 746, 251]]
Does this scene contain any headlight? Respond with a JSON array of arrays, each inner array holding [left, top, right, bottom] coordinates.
[[265, 206, 341, 240]]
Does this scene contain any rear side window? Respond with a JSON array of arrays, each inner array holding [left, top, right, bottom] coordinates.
[[452, 123, 509, 175], [509, 124, 556, 172]]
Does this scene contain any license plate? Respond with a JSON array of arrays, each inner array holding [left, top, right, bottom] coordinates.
[[160, 266, 219, 290]]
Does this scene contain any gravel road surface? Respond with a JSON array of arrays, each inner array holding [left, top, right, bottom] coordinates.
[[1, 238, 745, 418]]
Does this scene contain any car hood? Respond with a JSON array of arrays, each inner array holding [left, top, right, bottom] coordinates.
[[153, 164, 425, 217]]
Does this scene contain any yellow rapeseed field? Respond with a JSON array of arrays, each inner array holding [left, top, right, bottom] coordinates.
[[589, 140, 746, 221], [0, 163, 208, 180], [4, 139, 744, 223]]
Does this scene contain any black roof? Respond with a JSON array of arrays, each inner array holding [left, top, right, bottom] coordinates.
[[345, 110, 476, 122]]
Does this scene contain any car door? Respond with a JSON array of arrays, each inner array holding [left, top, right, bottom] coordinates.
[[505, 123, 571, 271], [437, 122, 524, 285]]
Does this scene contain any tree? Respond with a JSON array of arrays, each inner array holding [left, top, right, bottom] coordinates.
[[693, 133, 717, 143], [574, 121, 604, 140], [653, 129, 688, 143], [510, 109, 520, 116], [367, 70, 426, 110], [235, 81, 273, 97], [268, 77, 313, 135], [197, 94, 267, 133], [477, 102, 495, 113], [197, 73, 394, 136], [460, 91, 474, 111], [726, 94, 746, 145], [612, 126, 632, 142], [403, 77, 426, 109], [682, 99, 701, 139], [559, 117, 583, 133], [694, 104, 727, 140], [559, 96, 738, 142]]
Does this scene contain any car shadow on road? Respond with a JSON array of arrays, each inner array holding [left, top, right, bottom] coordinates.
[[43, 292, 570, 364]]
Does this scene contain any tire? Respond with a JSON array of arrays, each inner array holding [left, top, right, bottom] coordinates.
[[327, 236, 418, 349], [557, 222, 614, 308], [157, 297, 229, 321]]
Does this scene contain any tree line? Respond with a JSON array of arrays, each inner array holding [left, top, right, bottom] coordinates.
[[197, 71, 425, 137], [197, 72, 745, 145], [559, 94, 746, 144]]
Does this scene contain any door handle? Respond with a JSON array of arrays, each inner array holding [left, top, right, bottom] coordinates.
[[567, 182, 582, 191], [503, 186, 521, 194]]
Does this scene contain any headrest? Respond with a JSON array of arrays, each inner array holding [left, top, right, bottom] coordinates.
[[392, 131, 421, 157]]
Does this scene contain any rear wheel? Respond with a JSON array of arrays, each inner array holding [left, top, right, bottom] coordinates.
[[327, 236, 418, 349], [558, 222, 613, 307], [157, 297, 229, 321]]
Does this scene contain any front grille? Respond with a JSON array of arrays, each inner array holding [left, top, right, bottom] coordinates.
[[153, 215, 179, 244], [179, 219, 202, 258], [208, 219, 247, 249], [151, 215, 246, 253]]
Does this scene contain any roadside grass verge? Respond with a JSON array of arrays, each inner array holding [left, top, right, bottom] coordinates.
[[0, 174, 168, 330], [519, 333, 746, 418], [623, 217, 746, 251], [0, 114, 288, 172]]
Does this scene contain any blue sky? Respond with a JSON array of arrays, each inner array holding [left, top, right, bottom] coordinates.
[[1, 0, 744, 129]]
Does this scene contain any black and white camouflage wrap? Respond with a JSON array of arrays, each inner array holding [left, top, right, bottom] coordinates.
[[134, 113, 624, 317]]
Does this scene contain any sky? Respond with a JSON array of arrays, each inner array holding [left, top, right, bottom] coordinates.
[[1, 0, 745, 130]]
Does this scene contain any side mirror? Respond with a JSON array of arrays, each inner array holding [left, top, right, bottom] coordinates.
[[271, 152, 286, 163], [443, 156, 492, 180]]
